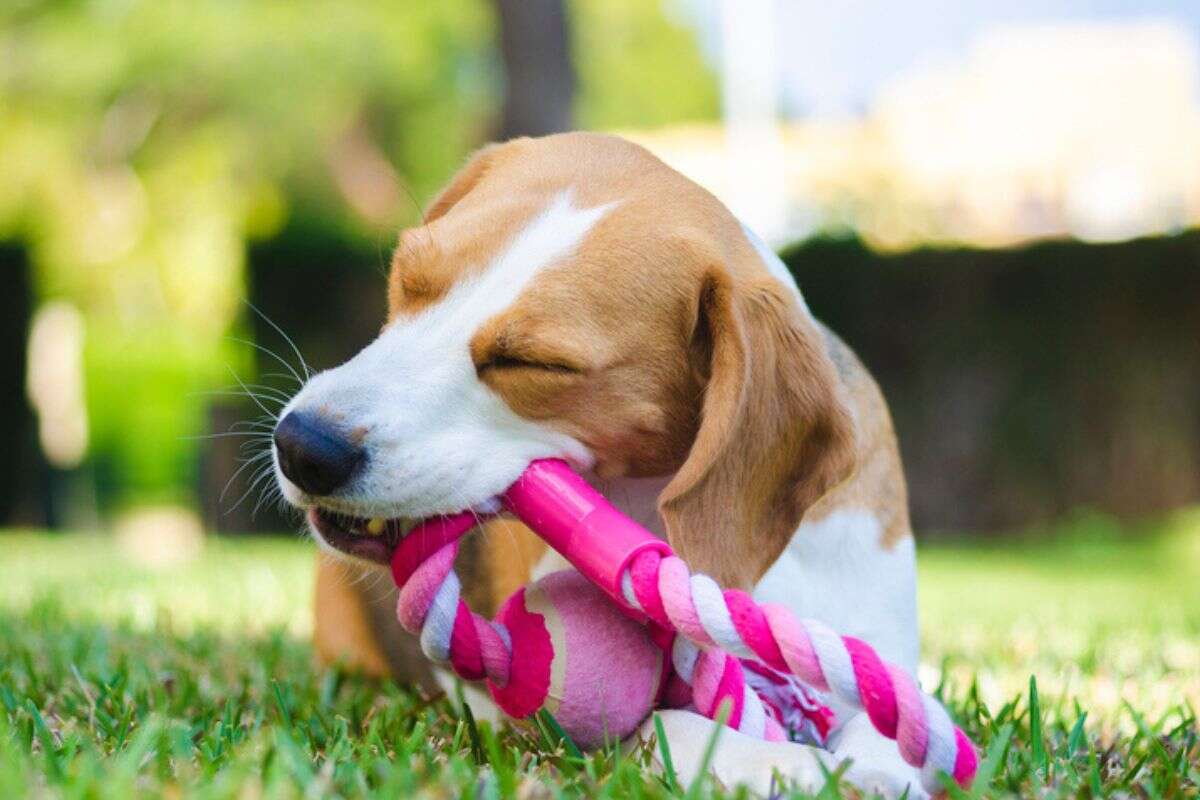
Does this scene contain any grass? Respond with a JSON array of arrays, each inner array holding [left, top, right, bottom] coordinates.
[[1, 510, 1198, 798]]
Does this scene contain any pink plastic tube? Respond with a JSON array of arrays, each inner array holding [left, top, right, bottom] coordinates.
[[501, 459, 674, 602]]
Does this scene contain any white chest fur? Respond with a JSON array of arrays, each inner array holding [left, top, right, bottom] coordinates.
[[754, 509, 919, 674]]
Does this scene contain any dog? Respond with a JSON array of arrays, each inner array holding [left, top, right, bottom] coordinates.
[[272, 132, 924, 797]]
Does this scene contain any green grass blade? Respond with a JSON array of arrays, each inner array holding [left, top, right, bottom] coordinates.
[[969, 721, 1013, 797], [1029, 676, 1048, 779], [652, 713, 681, 795], [1067, 711, 1088, 754], [460, 697, 485, 765], [684, 700, 731, 800], [536, 709, 583, 761]]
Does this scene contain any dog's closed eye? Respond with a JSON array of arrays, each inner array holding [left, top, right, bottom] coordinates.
[[477, 353, 582, 375]]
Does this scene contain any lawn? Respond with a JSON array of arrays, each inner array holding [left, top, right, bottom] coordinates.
[[1, 511, 1197, 798]]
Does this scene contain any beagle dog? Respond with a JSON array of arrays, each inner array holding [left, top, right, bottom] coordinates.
[[273, 132, 923, 797]]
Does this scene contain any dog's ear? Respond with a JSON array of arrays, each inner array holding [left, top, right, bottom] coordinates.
[[657, 267, 857, 588], [423, 143, 502, 224]]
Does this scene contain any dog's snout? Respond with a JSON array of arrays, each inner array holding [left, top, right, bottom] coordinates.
[[273, 411, 364, 496]]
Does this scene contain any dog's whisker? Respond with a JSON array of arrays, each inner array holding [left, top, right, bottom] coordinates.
[[188, 389, 287, 410], [183, 431, 273, 441], [352, 565, 387, 596], [231, 383, 294, 404], [226, 334, 306, 388], [230, 421, 276, 432], [277, 494, 297, 521], [231, 450, 274, 470], [226, 367, 280, 421], [242, 300, 313, 381], [219, 449, 274, 505], [343, 558, 392, 604], [206, 381, 295, 403], [367, 569, 397, 604], [227, 460, 279, 516], [235, 391, 289, 410], [496, 507, 537, 579], [232, 452, 272, 471], [196, 389, 286, 415], [451, 486, 522, 579], [251, 473, 284, 518], [232, 416, 278, 431], [239, 439, 273, 456], [259, 371, 306, 387]]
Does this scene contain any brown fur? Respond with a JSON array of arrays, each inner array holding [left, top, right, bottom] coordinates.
[[313, 557, 392, 676], [658, 270, 857, 587], [809, 328, 911, 548], [313, 557, 437, 687], [313, 132, 907, 676]]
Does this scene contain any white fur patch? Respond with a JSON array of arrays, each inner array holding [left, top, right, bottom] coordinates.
[[753, 509, 919, 674], [829, 711, 929, 799], [276, 190, 616, 521], [634, 709, 835, 796], [740, 221, 813, 320]]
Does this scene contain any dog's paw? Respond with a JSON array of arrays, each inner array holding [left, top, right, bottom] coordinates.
[[829, 712, 929, 800], [631, 710, 836, 796], [839, 760, 930, 800]]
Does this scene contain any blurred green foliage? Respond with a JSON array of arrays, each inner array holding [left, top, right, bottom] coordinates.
[[573, 0, 718, 129], [0, 0, 717, 510]]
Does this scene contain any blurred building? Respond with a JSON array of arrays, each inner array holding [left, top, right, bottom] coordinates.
[[628, 21, 1200, 250]]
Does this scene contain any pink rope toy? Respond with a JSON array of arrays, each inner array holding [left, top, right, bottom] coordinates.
[[390, 459, 978, 794]]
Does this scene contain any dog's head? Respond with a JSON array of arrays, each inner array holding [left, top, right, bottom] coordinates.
[[273, 133, 855, 587]]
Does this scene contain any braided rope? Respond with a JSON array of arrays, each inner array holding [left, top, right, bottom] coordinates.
[[389, 511, 977, 794], [619, 548, 977, 792], [390, 515, 514, 686]]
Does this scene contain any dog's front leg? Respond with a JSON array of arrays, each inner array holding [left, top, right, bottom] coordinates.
[[631, 710, 836, 796], [827, 711, 930, 799]]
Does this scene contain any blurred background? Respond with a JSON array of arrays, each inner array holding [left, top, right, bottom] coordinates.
[[3, 0, 1199, 542], [1, 0, 1198, 762], [4, 0, 1200, 540]]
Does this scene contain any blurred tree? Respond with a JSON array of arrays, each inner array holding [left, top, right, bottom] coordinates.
[[495, 0, 574, 137], [572, 0, 719, 128], [0, 246, 37, 525]]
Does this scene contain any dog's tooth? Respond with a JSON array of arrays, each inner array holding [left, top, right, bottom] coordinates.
[[365, 517, 386, 536]]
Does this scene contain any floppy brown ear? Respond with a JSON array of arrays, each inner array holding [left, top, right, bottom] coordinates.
[[423, 143, 503, 223], [657, 268, 857, 589]]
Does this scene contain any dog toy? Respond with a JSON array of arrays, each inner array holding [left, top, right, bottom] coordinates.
[[390, 459, 978, 793]]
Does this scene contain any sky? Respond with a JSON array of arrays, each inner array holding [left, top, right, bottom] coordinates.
[[677, 0, 1200, 118]]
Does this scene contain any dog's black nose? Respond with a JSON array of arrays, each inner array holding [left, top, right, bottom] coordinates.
[[273, 411, 364, 496]]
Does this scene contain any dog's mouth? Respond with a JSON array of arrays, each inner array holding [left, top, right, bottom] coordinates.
[[307, 500, 500, 565], [307, 508, 419, 565]]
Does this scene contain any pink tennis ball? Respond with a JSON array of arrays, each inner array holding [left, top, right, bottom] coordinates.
[[488, 570, 665, 749]]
